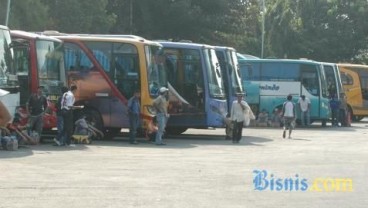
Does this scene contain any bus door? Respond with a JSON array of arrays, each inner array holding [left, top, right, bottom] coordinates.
[[215, 50, 231, 109], [300, 64, 322, 119], [356, 68, 368, 111], [165, 49, 207, 127], [340, 68, 362, 110], [110, 48, 140, 128], [323, 64, 339, 97], [12, 40, 30, 106]]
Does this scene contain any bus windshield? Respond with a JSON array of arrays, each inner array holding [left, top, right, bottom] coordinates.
[[230, 50, 243, 94], [319, 64, 329, 98], [146, 45, 167, 96], [204, 48, 225, 98], [36, 40, 65, 94], [0, 28, 17, 88]]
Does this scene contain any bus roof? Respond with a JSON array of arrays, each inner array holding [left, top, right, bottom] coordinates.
[[50, 34, 162, 47], [71, 34, 146, 40], [0, 25, 9, 30], [158, 41, 215, 50], [337, 63, 368, 68], [214, 46, 236, 52], [237, 53, 260, 60], [240, 58, 321, 65], [11, 30, 62, 42]]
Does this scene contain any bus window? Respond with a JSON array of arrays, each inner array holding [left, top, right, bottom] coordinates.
[[36, 40, 65, 96], [147, 46, 167, 97], [164, 48, 204, 107], [64, 43, 93, 71], [0, 31, 16, 86], [356, 68, 368, 100], [301, 64, 320, 96], [341, 73, 353, 85], [112, 43, 139, 99], [261, 63, 299, 81], [230, 50, 243, 94], [323, 64, 338, 96], [204, 48, 225, 98]]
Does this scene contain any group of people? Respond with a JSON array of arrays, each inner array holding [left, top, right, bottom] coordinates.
[[225, 94, 302, 141], [1, 81, 350, 148], [128, 86, 169, 145]]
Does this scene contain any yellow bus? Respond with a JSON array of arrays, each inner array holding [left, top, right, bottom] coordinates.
[[43, 32, 167, 136], [338, 63, 368, 121]]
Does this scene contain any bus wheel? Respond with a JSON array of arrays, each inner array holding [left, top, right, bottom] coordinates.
[[166, 127, 188, 135], [353, 116, 365, 121]]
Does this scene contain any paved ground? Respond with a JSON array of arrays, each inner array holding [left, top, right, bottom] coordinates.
[[1, 120, 368, 208]]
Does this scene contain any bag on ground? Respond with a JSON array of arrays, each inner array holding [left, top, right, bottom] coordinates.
[[1, 136, 18, 151]]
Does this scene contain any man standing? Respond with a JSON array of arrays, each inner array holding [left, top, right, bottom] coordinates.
[[128, 89, 141, 144], [61, 85, 78, 146], [27, 86, 48, 140], [54, 86, 69, 146], [282, 94, 296, 139], [230, 93, 249, 143], [298, 95, 311, 127], [152, 87, 169, 145]]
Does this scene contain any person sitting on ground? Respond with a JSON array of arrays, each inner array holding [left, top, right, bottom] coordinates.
[[270, 108, 282, 127], [256, 109, 269, 127], [146, 116, 159, 142], [74, 116, 104, 141]]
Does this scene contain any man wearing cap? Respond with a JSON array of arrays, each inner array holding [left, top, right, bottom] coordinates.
[[230, 93, 249, 143], [152, 87, 169, 145]]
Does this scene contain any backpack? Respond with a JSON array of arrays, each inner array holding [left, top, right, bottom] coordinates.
[[1, 136, 18, 151]]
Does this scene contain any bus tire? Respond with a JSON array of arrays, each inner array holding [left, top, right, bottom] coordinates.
[[166, 127, 188, 135], [353, 116, 365, 121]]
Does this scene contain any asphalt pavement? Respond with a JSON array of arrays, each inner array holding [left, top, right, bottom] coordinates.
[[0, 120, 367, 208]]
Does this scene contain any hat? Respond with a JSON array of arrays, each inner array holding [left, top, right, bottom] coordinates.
[[236, 92, 244, 97], [159, 87, 169, 93]]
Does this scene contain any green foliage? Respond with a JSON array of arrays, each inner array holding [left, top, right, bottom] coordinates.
[[0, 0, 367, 63], [43, 0, 116, 33]]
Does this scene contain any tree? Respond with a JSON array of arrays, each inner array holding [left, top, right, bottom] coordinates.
[[0, 0, 49, 30], [44, 0, 116, 33]]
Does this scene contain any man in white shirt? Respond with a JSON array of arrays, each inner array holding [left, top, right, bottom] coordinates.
[[282, 94, 296, 139], [61, 85, 77, 146], [230, 93, 249, 143], [298, 95, 311, 126]]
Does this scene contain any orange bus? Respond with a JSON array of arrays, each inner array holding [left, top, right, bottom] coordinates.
[[338, 63, 368, 121], [43, 33, 166, 136]]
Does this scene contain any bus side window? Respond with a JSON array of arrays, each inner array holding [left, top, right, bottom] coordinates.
[[341, 73, 353, 85]]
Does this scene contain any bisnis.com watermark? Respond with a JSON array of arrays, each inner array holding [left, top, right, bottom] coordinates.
[[253, 170, 353, 192]]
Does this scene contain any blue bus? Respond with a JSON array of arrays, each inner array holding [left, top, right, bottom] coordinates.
[[159, 42, 227, 134], [215, 47, 244, 112], [239, 59, 331, 125]]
